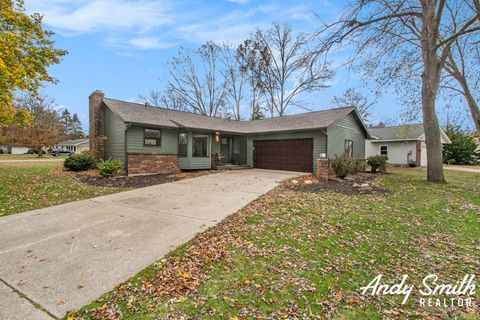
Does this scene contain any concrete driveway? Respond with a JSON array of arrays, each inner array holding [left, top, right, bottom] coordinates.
[[0, 169, 303, 319], [443, 165, 480, 174]]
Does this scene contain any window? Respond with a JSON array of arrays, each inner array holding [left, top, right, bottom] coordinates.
[[144, 128, 161, 146], [178, 132, 188, 157], [380, 145, 388, 156], [344, 140, 353, 158], [192, 134, 209, 157]]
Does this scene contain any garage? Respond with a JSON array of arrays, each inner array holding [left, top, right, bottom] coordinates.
[[253, 139, 313, 173]]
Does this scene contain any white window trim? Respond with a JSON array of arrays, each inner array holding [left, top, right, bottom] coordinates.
[[379, 145, 388, 156]]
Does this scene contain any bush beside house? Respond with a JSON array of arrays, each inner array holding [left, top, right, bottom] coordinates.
[[331, 155, 367, 179], [443, 127, 479, 164], [97, 159, 123, 177], [367, 155, 388, 173], [64, 152, 96, 171]]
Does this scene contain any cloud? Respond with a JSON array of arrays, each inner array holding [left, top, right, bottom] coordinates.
[[26, 0, 173, 34], [228, 0, 249, 4], [129, 37, 176, 50], [25, 0, 330, 51]]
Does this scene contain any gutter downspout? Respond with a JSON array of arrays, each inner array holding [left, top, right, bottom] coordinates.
[[124, 123, 131, 175]]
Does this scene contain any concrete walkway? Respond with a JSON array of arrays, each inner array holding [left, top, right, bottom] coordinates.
[[0, 169, 303, 319], [444, 165, 480, 174]]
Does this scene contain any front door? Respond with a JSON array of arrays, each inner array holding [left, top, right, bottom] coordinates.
[[220, 137, 232, 163]]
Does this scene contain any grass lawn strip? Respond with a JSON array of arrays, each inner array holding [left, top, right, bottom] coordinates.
[[0, 162, 124, 217], [72, 169, 480, 320]]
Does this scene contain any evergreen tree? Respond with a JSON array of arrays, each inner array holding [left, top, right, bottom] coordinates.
[[70, 113, 84, 139], [60, 109, 71, 138], [251, 104, 265, 120]]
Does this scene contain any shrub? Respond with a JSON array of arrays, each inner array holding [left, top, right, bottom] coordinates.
[[446, 158, 456, 165], [443, 126, 477, 164], [351, 159, 366, 174], [367, 155, 388, 173], [64, 152, 96, 171], [0, 148, 4, 154], [331, 154, 353, 179], [97, 159, 123, 177]]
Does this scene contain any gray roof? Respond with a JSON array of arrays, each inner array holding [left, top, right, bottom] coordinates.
[[59, 139, 89, 146], [369, 124, 424, 140], [103, 98, 359, 134]]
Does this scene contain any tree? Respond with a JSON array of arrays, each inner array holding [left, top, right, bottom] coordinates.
[[251, 104, 265, 120], [0, 0, 67, 127], [236, 39, 269, 119], [167, 42, 228, 117], [442, 34, 480, 132], [254, 22, 333, 116], [221, 43, 246, 121], [139, 87, 188, 111], [70, 113, 84, 139], [60, 109, 71, 137], [318, 0, 480, 182], [331, 88, 379, 123], [443, 125, 478, 164], [59, 109, 84, 139], [1, 95, 63, 157]]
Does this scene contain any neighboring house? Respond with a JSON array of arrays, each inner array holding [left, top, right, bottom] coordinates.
[[365, 124, 451, 167], [0, 146, 29, 154], [89, 90, 370, 175], [55, 139, 89, 154]]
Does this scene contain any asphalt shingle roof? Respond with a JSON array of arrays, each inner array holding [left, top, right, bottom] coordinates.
[[103, 98, 357, 134], [59, 139, 89, 146], [369, 124, 424, 140]]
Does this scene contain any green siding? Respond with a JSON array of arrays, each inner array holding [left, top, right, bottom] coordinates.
[[246, 131, 327, 173], [178, 131, 212, 170], [126, 126, 178, 154], [104, 108, 126, 164], [327, 112, 366, 158]]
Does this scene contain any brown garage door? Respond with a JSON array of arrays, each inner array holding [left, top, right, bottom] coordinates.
[[253, 139, 313, 173]]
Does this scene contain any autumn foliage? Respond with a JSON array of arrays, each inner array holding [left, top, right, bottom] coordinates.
[[0, 0, 66, 127]]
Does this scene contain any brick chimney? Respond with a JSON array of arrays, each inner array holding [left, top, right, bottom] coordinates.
[[89, 90, 105, 159]]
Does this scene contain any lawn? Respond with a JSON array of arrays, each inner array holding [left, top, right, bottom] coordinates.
[[0, 162, 124, 216], [73, 169, 479, 320], [0, 153, 62, 160]]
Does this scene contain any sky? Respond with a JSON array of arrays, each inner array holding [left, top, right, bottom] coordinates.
[[24, 0, 464, 132]]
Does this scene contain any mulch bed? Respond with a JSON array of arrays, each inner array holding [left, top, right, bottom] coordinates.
[[282, 173, 387, 195], [51, 168, 221, 188]]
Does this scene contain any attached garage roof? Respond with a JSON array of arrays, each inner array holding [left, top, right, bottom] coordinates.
[[369, 124, 425, 141], [103, 98, 360, 134]]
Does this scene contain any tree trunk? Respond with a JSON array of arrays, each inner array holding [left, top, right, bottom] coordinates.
[[459, 79, 480, 132], [421, 0, 445, 182]]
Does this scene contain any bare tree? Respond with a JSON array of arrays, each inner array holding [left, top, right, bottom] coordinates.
[[318, 0, 480, 182], [331, 88, 379, 123], [254, 22, 333, 116], [442, 34, 480, 132], [221, 43, 246, 121], [237, 39, 269, 118], [167, 42, 228, 117], [139, 86, 188, 111]]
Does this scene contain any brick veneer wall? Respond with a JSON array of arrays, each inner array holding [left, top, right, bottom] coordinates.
[[316, 158, 330, 181], [89, 90, 105, 159], [128, 153, 179, 175]]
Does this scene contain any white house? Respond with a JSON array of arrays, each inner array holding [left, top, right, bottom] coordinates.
[[0, 146, 30, 154], [55, 139, 90, 154], [365, 124, 451, 167]]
